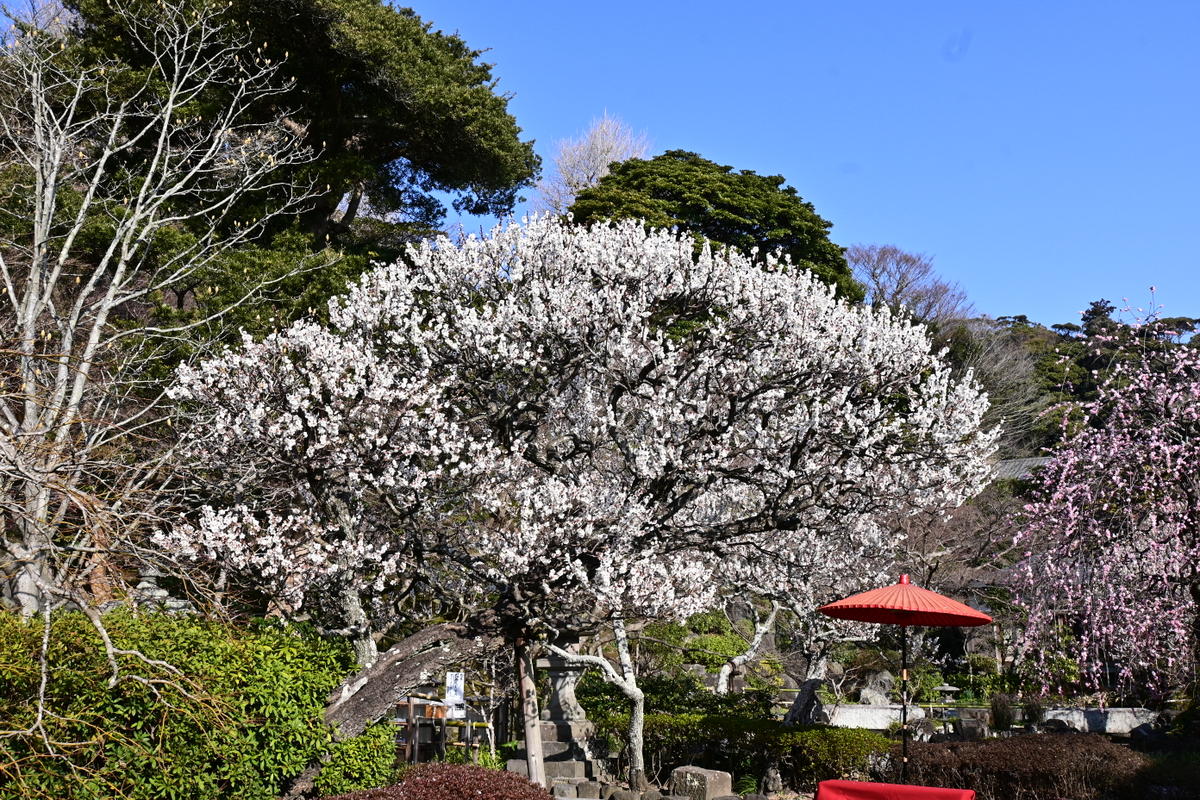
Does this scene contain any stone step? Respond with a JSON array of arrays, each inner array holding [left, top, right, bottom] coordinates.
[[514, 741, 588, 761], [507, 757, 597, 781], [544, 760, 589, 780]]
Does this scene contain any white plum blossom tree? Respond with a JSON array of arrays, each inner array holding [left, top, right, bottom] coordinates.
[[165, 216, 997, 787]]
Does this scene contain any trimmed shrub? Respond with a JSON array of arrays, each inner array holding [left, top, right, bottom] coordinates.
[[0, 608, 354, 800], [989, 693, 1016, 730], [902, 733, 1150, 800], [317, 723, 401, 796], [595, 711, 889, 790], [1133, 752, 1200, 799], [324, 763, 552, 800]]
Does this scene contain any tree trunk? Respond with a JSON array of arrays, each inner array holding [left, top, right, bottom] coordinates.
[[1190, 580, 1200, 704], [337, 584, 377, 671], [515, 638, 547, 788], [784, 656, 828, 726], [284, 621, 503, 798], [626, 684, 647, 790]]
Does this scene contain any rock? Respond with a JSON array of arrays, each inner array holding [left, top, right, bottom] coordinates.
[[506, 758, 528, 777], [670, 766, 733, 800], [600, 785, 622, 800], [643, 791, 662, 800], [611, 792, 636, 800], [859, 687, 890, 705], [910, 718, 936, 742], [742, 795, 769, 800], [1042, 718, 1078, 733], [865, 669, 895, 695], [576, 782, 602, 799], [553, 785, 578, 798], [544, 761, 588, 779], [959, 718, 989, 741], [762, 767, 783, 793]]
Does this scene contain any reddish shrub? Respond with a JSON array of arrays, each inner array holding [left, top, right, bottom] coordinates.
[[900, 734, 1150, 800], [323, 763, 553, 800]]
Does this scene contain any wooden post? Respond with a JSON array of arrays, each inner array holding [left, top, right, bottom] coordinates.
[[405, 697, 415, 763]]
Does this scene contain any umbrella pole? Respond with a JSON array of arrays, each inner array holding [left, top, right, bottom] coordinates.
[[900, 624, 908, 783]]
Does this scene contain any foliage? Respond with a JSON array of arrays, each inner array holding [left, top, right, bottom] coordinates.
[[1134, 752, 1200, 799], [594, 711, 888, 790], [1015, 334, 1200, 697], [570, 150, 863, 300], [166, 215, 995, 665], [989, 694, 1016, 730], [316, 723, 399, 797], [69, 0, 539, 239], [0, 609, 352, 800], [681, 610, 749, 670], [577, 671, 773, 721], [1020, 695, 1045, 725], [323, 763, 552, 800], [901, 734, 1152, 800], [942, 670, 1020, 704]]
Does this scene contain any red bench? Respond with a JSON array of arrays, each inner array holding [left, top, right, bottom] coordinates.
[[816, 779, 975, 799]]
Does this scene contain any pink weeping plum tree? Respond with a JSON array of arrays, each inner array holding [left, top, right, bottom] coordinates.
[[1016, 333, 1200, 699]]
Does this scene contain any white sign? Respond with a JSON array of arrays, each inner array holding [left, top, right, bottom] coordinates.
[[445, 671, 465, 718]]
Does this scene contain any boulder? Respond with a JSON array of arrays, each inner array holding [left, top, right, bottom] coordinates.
[[669, 766, 733, 800], [859, 687, 889, 705], [910, 718, 936, 742], [865, 669, 895, 695], [959, 718, 989, 741], [1041, 718, 1078, 733]]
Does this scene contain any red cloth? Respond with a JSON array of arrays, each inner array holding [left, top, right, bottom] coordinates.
[[816, 779, 975, 800]]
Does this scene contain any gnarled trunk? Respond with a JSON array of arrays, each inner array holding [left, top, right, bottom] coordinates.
[[284, 621, 503, 798], [784, 656, 828, 726], [516, 638, 547, 788]]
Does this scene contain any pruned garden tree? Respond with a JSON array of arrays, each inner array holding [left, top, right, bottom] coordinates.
[[0, 0, 323, 624], [1015, 330, 1200, 700], [68, 0, 541, 245], [166, 216, 996, 788], [534, 111, 649, 214], [570, 149, 863, 301]]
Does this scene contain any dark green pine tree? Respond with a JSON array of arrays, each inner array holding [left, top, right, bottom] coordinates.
[[570, 150, 862, 301]]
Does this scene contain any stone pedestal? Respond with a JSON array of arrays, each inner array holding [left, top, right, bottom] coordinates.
[[537, 656, 589, 721], [506, 655, 608, 790]]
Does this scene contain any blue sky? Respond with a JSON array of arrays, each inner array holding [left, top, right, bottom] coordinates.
[[424, 1, 1198, 327]]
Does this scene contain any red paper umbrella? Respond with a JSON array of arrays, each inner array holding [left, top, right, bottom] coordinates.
[[817, 575, 992, 782], [817, 574, 993, 628]]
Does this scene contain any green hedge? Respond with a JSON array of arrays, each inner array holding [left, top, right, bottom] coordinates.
[[0, 609, 363, 800], [595, 711, 889, 790], [903, 734, 1152, 800]]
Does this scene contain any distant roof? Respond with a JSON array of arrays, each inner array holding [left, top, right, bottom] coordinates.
[[993, 457, 1051, 480]]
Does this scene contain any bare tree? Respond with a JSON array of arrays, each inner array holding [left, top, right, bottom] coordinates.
[[534, 111, 649, 214], [940, 317, 1047, 458], [0, 0, 321, 624], [848, 244, 972, 325]]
